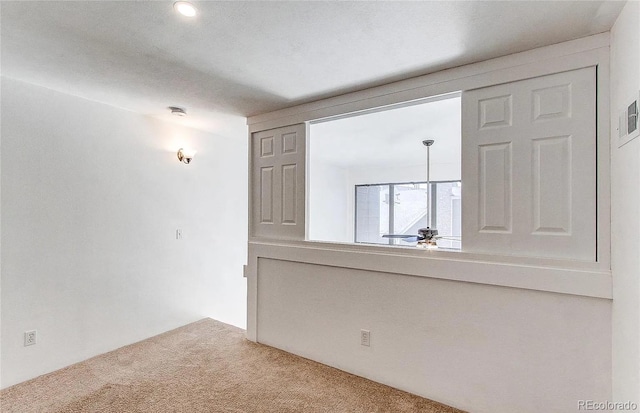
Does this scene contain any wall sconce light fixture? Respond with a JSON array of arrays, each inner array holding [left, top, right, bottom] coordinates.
[[177, 148, 196, 164]]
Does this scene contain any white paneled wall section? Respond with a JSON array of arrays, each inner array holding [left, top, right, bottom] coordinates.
[[246, 34, 612, 413], [251, 124, 306, 240], [462, 67, 597, 260]]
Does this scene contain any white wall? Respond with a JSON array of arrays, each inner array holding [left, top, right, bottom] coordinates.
[[0, 30, 3, 390], [348, 162, 459, 186], [307, 160, 350, 243], [0, 77, 248, 388], [610, 0, 640, 405], [257, 259, 611, 413]]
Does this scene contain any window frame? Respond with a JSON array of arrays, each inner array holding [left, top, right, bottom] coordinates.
[[353, 180, 462, 247]]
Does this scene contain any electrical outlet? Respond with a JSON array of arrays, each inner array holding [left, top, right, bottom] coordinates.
[[24, 330, 37, 347], [176, 229, 183, 240], [360, 329, 370, 347]]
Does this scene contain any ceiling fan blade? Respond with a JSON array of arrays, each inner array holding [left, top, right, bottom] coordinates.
[[435, 236, 462, 240], [382, 234, 417, 238], [400, 236, 419, 242]]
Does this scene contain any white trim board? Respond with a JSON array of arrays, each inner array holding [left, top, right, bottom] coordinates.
[[247, 240, 611, 299]]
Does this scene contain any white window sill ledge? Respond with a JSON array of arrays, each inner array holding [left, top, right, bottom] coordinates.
[[247, 238, 611, 299]]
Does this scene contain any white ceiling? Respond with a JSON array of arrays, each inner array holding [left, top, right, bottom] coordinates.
[[0, 1, 624, 133]]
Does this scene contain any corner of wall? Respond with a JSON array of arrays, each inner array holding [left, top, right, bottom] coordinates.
[[610, 0, 640, 404], [0, 78, 249, 388]]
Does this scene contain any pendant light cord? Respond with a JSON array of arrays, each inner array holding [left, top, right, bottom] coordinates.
[[423, 139, 434, 229]]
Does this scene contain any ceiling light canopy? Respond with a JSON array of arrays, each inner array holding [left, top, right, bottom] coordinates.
[[173, 1, 197, 17], [169, 106, 187, 117]]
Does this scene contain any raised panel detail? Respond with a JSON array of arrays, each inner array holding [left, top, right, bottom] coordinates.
[[260, 136, 274, 157], [533, 136, 571, 234], [282, 132, 297, 154], [478, 95, 512, 129], [252, 124, 305, 240], [281, 164, 297, 224], [479, 142, 512, 232], [463, 67, 595, 261], [533, 84, 571, 121], [260, 167, 274, 223]]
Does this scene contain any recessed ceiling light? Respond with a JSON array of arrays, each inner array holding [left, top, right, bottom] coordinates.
[[169, 106, 187, 117], [174, 1, 197, 17]]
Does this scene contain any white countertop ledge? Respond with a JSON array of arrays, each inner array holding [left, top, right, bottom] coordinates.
[[247, 239, 612, 299]]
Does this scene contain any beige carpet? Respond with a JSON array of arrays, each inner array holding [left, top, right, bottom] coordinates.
[[1, 318, 464, 413]]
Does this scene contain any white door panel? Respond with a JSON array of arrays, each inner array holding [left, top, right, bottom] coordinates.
[[251, 124, 306, 239], [462, 67, 596, 260]]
